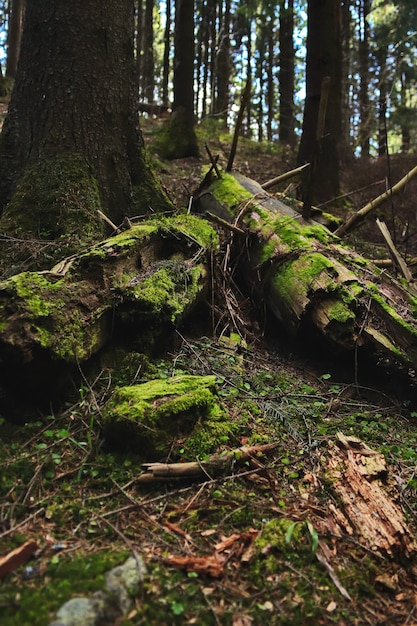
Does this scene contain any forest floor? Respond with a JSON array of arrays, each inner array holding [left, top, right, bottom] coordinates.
[[1, 115, 417, 625]]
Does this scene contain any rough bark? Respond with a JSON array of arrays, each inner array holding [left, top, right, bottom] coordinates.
[[0, 0, 170, 259], [198, 172, 417, 373], [159, 0, 199, 159]]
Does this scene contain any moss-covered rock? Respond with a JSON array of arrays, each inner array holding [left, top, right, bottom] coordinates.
[[102, 374, 220, 459]]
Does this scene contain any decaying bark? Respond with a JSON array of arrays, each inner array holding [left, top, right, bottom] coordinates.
[[326, 433, 416, 559], [0, 215, 216, 393], [198, 172, 417, 372]]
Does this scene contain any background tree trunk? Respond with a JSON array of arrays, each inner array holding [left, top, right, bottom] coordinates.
[[297, 0, 342, 205], [279, 0, 295, 146], [5, 0, 25, 79], [159, 0, 199, 159]]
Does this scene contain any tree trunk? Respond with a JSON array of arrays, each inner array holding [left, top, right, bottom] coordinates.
[[0, 0, 170, 272], [279, 0, 295, 146], [297, 0, 342, 205], [5, 0, 25, 79], [159, 0, 199, 159], [214, 0, 230, 126], [198, 172, 417, 373]]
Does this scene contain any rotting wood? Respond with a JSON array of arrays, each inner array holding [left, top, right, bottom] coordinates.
[[0, 539, 39, 579], [137, 443, 279, 483], [326, 433, 416, 559], [199, 171, 417, 373]]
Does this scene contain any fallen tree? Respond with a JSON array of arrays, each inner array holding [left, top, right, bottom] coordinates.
[[0, 214, 217, 401], [197, 171, 417, 372], [2, 170, 417, 405]]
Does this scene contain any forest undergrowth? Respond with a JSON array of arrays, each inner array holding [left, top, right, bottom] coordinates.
[[1, 116, 417, 625]]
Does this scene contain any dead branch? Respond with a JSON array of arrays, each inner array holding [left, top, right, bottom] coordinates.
[[261, 163, 310, 190], [375, 218, 414, 284], [226, 78, 251, 173], [137, 443, 279, 484], [335, 164, 417, 237]]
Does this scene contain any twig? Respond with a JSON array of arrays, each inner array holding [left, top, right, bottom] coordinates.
[[205, 144, 222, 179], [204, 211, 245, 235], [0, 508, 45, 540], [97, 209, 121, 234], [375, 218, 414, 283]]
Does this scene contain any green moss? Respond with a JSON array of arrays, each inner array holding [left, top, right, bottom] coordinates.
[[182, 401, 240, 458], [125, 261, 206, 323], [154, 108, 199, 160], [0, 551, 128, 626], [210, 172, 253, 211], [102, 374, 221, 458], [0, 154, 104, 269], [271, 252, 335, 309], [255, 518, 305, 553]]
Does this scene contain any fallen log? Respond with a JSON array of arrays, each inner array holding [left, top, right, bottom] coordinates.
[[198, 172, 417, 372], [0, 215, 217, 397]]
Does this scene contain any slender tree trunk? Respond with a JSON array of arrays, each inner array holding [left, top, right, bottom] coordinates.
[[136, 0, 144, 96], [214, 0, 230, 125], [159, 0, 199, 158], [297, 0, 342, 205], [5, 0, 25, 79], [162, 0, 171, 106], [266, 18, 275, 143], [358, 0, 371, 157], [143, 0, 155, 103], [377, 49, 388, 157], [279, 0, 295, 146]]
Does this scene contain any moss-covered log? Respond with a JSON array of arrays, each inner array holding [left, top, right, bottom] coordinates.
[[198, 172, 417, 371], [0, 214, 217, 394]]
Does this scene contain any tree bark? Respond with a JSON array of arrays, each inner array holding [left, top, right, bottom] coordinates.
[[297, 0, 342, 205], [159, 0, 199, 159], [0, 0, 170, 257]]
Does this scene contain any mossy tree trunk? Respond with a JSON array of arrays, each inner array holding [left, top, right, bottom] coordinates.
[[0, 0, 170, 272]]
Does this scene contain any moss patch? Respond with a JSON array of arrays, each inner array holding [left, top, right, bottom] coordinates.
[[0, 154, 104, 271], [102, 374, 222, 459]]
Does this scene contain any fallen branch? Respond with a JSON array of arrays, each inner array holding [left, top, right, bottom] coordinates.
[[335, 164, 417, 237], [261, 163, 310, 190], [137, 443, 279, 483], [375, 218, 414, 284]]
